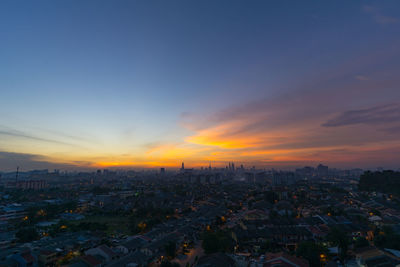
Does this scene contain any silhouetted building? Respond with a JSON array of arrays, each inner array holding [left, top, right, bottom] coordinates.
[[317, 164, 328, 177]]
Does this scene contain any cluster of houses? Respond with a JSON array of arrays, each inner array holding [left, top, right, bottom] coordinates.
[[1, 172, 400, 266]]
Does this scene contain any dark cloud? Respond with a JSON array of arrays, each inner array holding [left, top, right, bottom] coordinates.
[[0, 151, 83, 171], [381, 125, 400, 134], [322, 103, 400, 127]]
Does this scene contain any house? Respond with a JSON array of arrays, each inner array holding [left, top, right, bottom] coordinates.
[[244, 209, 269, 221], [85, 245, 117, 262], [140, 232, 181, 257], [306, 226, 327, 241], [120, 236, 148, 253], [0, 258, 18, 267], [270, 226, 312, 249], [79, 255, 102, 267], [355, 246, 400, 267], [263, 252, 309, 267], [0, 204, 27, 222], [38, 250, 58, 266], [274, 201, 294, 216], [0, 231, 16, 249], [9, 250, 37, 267], [368, 215, 382, 226], [107, 251, 149, 267]]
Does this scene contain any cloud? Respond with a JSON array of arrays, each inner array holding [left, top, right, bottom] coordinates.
[[355, 75, 369, 81], [374, 14, 398, 25], [3, 44, 400, 170], [381, 125, 400, 134], [322, 103, 400, 127], [179, 90, 400, 168], [363, 5, 398, 25], [0, 126, 81, 147], [0, 151, 83, 171]]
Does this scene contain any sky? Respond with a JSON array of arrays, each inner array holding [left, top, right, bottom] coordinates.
[[0, 0, 400, 171]]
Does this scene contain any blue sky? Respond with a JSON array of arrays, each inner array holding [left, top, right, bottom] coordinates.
[[0, 0, 400, 170]]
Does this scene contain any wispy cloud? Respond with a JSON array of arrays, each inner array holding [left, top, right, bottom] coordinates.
[[322, 103, 400, 127], [0, 125, 85, 148], [0, 128, 70, 146], [363, 5, 398, 25], [355, 75, 369, 81]]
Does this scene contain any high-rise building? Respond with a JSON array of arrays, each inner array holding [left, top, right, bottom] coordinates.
[[317, 164, 328, 177]]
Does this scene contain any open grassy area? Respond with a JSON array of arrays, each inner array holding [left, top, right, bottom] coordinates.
[[73, 215, 131, 236]]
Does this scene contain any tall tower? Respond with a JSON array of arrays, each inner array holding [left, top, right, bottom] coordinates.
[[181, 162, 184, 170], [16, 166, 19, 183]]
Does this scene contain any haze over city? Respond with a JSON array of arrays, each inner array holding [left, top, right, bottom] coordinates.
[[1, 0, 400, 171]]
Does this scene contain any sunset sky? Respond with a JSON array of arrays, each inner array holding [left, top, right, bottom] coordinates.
[[1, 0, 400, 171]]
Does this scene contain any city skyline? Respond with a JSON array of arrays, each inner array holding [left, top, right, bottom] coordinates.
[[1, 0, 400, 171]]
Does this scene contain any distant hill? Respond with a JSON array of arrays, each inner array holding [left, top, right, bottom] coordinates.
[[359, 170, 400, 195]]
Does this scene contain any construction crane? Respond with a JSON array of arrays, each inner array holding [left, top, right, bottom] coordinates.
[[16, 166, 19, 183]]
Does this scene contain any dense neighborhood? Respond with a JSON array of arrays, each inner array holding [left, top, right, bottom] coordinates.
[[1, 166, 400, 267]]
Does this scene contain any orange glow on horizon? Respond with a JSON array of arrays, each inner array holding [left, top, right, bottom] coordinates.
[[8, 114, 399, 170]]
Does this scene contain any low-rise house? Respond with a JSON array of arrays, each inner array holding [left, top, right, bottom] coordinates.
[[79, 255, 102, 267], [107, 251, 150, 267], [356, 246, 400, 267], [9, 250, 37, 267], [140, 232, 181, 257], [368, 215, 382, 226], [85, 245, 117, 263], [120, 236, 148, 253], [38, 250, 58, 266], [0, 231, 16, 249], [244, 210, 269, 221], [262, 252, 309, 267], [0, 204, 27, 222]]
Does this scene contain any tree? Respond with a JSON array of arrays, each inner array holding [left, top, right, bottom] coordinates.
[[92, 186, 110, 194], [359, 170, 400, 196], [354, 237, 369, 249], [202, 232, 220, 254], [374, 226, 400, 250], [164, 241, 176, 259], [296, 241, 327, 267], [16, 227, 39, 243], [264, 191, 279, 204], [260, 240, 277, 253], [160, 260, 179, 267], [327, 227, 349, 261], [201, 230, 233, 254]]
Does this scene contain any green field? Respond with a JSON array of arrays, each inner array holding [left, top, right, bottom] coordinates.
[[73, 215, 131, 235]]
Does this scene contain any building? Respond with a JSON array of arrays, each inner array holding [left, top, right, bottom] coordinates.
[[0, 204, 27, 222], [6, 180, 47, 190], [263, 252, 309, 267]]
